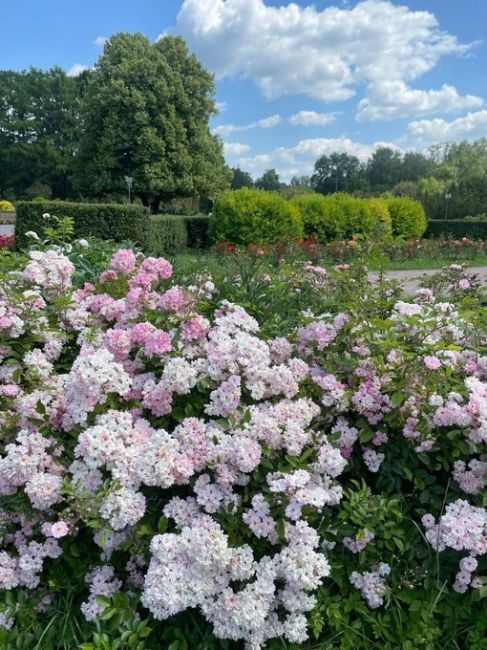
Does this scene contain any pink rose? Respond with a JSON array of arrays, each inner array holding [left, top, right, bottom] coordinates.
[[424, 356, 441, 370], [50, 521, 69, 538]]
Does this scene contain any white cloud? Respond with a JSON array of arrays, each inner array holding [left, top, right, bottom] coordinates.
[[258, 115, 282, 128], [215, 101, 227, 112], [94, 36, 108, 47], [404, 109, 487, 146], [237, 136, 398, 181], [67, 64, 89, 77], [357, 81, 483, 121], [224, 142, 251, 156], [289, 111, 337, 126], [176, 0, 474, 118], [214, 114, 281, 137]]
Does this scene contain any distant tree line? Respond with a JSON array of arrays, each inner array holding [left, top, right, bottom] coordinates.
[[231, 139, 487, 219], [0, 34, 231, 212]]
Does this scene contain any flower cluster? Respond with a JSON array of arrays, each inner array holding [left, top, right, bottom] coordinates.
[[0, 246, 486, 648]]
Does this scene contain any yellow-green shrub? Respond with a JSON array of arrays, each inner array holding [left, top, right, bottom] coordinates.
[[366, 198, 392, 235], [329, 193, 375, 239], [385, 197, 427, 239], [290, 194, 340, 241], [291, 193, 376, 242], [0, 200, 15, 212], [209, 188, 303, 245]]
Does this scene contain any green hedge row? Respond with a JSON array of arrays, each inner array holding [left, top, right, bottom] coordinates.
[[15, 201, 150, 249], [210, 189, 303, 245], [147, 215, 188, 256], [207, 191, 427, 246], [147, 214, 210, 256], [425, 219, 487, 239]]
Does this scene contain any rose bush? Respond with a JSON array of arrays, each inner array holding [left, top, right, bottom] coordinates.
[[0, 239, 486, 649]]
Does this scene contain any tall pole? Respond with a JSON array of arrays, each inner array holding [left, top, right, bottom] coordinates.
[[124, 176, 133, 204], [444, 192, 452, 220]]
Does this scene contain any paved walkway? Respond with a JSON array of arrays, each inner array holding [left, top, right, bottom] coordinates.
[[368, 266, 487, 294]]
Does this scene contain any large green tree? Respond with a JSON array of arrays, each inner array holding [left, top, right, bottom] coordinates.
[[255, 168, 281, 192], [366, 147, 403, 190], [231, 167, 254, 190], [0, 67, 86, 199], [75, 33, 230, 210], [311, 152, 365, 194]]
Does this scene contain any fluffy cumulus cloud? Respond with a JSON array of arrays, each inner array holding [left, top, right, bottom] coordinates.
[[214, 114, 281, 137], [223, 142, 251, 156], [94, 36, 108, 47], [289, 111, 337, 127], [176, 0, 478, 119], [357, 81, 483, 121], [404, 109, 487, 146], [237, 137, 398, 181]]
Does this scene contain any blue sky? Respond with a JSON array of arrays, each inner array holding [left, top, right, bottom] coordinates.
[[2, 0, 486, 180]]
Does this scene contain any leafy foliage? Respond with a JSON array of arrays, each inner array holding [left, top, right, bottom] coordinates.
[[15, 201, 150, 249], [385, 197, 427, 239], [147, 216, 188, 257], [209, 188, 303, 245], [426, 219, 487, 239], [74, 34, 230, 210]]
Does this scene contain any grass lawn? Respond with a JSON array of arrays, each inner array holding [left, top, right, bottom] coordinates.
[[171, 249, 487, 275], [368, 255, 487, 271]]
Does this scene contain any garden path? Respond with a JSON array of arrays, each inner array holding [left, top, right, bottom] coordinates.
[[368, 266, 487, 294]]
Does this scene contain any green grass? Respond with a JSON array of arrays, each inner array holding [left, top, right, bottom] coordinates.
[[171, 250, 487, 275], [368, 255, 487, 271]]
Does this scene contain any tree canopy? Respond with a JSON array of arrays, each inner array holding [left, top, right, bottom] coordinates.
[[0, 34, 230, 209], [75, 34, 230, 211]]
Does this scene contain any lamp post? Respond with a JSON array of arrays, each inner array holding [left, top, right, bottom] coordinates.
[[124, 176, 133, 204], [444, 192, 452, 220], [330, 168, 347, 193]]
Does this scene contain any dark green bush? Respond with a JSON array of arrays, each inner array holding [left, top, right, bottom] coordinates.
[[209, 188, 303, 245], [147, 215, 188, 256], [425, 219, 487, 239], [185, 215, 210, 248], [15, 201, 149, 249], [385, 196, 427, 239]]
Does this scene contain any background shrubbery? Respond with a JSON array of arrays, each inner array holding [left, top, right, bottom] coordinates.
[[290, 194, 393, 243], [147, 215, 188, 257], [15, 201, 150, 249], [209, 188, 303, 245], [426, 219, 487, 239], [385, 196, 427, 239]]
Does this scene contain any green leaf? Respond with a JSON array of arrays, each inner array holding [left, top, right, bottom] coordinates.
[[391, 392, 405, 407]]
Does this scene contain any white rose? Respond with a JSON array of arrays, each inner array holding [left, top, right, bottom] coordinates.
[[77, 239, 89, 248], [25, 231, 40, 240]]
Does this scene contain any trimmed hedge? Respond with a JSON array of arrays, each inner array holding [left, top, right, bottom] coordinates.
[[290, 193, 380, 242], [385, 197, 427, 239], [210, 188, 303, 245], [15, 201, 150, 249], [147, 215, 188, 257], [366, 198, 392, 235], [290, 194, 340, 241], [185, 215, 210, 248], [425, 219, 487, 239]]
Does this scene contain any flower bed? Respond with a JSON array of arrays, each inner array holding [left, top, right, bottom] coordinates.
[[0, 242, 486, 649]]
